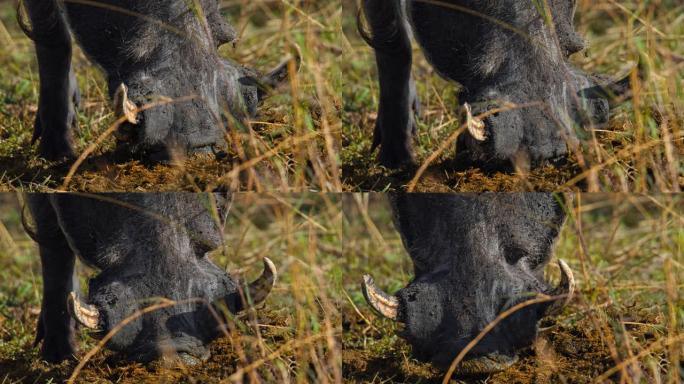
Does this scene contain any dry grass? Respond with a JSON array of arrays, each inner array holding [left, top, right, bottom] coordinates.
[[341, 0, 684, 192], [0, 193, 342, 383], [0, 0, 341, 192], [342, 194, 684, 383]]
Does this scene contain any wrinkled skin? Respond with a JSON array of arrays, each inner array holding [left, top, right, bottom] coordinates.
[[372, 194, 567, 371], [28, 193, 253, 363], [363, 0, 625, 169], [22, 0, 289, 161]]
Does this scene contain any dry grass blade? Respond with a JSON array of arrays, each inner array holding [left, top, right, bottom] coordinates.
[[594, 333, 684, 383], [224, 333, 327, 383]]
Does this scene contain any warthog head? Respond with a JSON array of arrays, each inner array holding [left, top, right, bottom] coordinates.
[[30, 193, 277, 364], [362, 194, 574, 373], [64, 1, 296, 160]]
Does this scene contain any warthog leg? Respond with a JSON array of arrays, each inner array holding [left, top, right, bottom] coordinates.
[[362, 0, 419, 168], [20, 0, 80, 161], [27, 195, 79, 362]]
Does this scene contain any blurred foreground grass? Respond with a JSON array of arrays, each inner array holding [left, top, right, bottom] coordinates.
[[342, 194, 684, 383], [0, 193, 343, 383], [0, 0, 341, 192]]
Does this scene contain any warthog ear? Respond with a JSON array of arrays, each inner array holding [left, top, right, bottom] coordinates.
[[261, 54, 301, 90], [578, 60, 645, 107], [577, 73, 632, 106]]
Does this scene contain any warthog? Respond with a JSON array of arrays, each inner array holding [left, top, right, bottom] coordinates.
[[28, 193, 276, 364], [21, 0, 293, 161], [362, 193, 574, 373], [361, 0, 631, 169]]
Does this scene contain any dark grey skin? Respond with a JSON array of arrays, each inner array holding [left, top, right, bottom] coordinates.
[[362, 0, 629, 169], [28, 193, 265, 364], [364, 194, 569, 373], [22, 0, 291, 161]]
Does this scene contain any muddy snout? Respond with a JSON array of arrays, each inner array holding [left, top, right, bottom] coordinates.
[[362, 260, 575, 374]]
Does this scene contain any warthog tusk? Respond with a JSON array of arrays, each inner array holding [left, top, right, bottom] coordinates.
[[362, 274, 399, 320], [245, 257, 277, 306], [215, 258, 277, 313], [113, 83, 138, 124], [546, 259, 576, 316], [555, 259, 575, 306], [464, 103, 487, 141], [67, 292, 100, 330]]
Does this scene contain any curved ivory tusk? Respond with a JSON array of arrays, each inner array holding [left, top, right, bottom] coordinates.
[[245, 258, 277, 307], [113, 83, 139, 124], [67, 292, 101, 330], [546, 259, 576, 316], [555, 259, 575, 306], [362, 274, 399, 320], [464, 103, 487, 141]]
